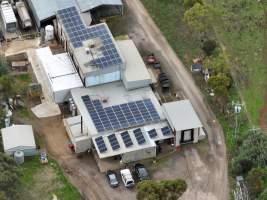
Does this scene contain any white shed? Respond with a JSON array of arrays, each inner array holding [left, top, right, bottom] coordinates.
[[162, 100, 205, 146], [1, 125, 37, 156]]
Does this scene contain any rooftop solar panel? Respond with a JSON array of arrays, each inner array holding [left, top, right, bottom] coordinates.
[[108, 134, 120, 150], [161, 126, 172, 136], [57, 7, 123, 69], [120, 131, 133, 147], [82, 95, 161, 132], [95, 136, 107, 153], [148, 129, 157, 138], [133, 128, 146, 145]]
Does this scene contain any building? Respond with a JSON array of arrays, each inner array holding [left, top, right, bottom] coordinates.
[[26, 0, 123, 28], [56, 7, 124, 87], [162, 100, 205, 146], [64, 82, 174, 162], [117, 39, 152, 90], [1, 125, 37, 156], [34, 47, 83, 103]]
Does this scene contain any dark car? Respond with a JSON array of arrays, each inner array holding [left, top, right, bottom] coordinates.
[[106, 170, 119, 187], [134, 163, 150, 181]]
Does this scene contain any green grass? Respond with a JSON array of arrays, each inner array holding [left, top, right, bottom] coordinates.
[[18, 157, 80, 200]]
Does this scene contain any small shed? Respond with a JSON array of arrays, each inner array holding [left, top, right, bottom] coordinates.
[[162, 100, 205, 146], [1, 125, 37, 156]]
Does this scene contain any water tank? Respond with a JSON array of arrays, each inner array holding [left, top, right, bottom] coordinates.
[[14, 150, 24, 164], [45, 25, 54, 41]]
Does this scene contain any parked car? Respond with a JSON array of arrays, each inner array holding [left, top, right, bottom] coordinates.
[[106, 170, 119, 188], [134, 163, 150, 181], [120, 169, 135, 188]]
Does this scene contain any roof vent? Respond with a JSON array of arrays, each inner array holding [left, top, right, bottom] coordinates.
[[85, 47, 90, 55]]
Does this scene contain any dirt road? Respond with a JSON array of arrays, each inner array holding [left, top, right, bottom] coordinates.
[[124, 1, 228, 199]]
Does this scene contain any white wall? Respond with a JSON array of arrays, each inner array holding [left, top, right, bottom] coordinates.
[[5, 146, 37, 156], [121, 146, 156, 163], [85, 71, 120, 87]]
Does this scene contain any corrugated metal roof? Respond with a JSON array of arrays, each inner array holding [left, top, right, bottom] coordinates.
[[26, 0, 122, 26]]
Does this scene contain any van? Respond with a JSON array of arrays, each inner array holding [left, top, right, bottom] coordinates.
[[120, 169, 135, 188]]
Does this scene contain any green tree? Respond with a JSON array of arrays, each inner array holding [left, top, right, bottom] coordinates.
[[136, 179, 187, 200], [208, 73, 231, 97], [0, 75, 14, 97], [184, 3, 215, 33], [231, 132, 267, 175], [203, 53, 230, 75], [0, 153, 20, 199], [0, 56, 8, 76], [183, 0, 203, 9], [246, 168, 267, 199]]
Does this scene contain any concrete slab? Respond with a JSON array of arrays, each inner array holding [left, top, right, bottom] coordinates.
[[31, 102, 61, 118]]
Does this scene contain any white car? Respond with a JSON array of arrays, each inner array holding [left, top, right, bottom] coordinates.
[[120, 169, 135, 188]]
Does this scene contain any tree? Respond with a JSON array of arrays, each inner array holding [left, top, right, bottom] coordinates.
[[136, 179, 187, 200], [231, 132, 267, 175], [258, 188, 267, 200], [183, 0, 203, 10], [246, 168, 267, 199], [208, 73, 230, 97], [0, 56, 8, 76], [203, 52, 230, 75], [0, 153, 20, 199], [184, 3, 215, 33], [202, 39, 217, 56], [0, 75, 14, 97]]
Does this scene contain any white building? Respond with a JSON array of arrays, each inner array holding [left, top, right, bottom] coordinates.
[[162, 100, 205, 146], [56, 7, 125, 87], [35, 47, 83, 103], [1, 125, 37, 156]]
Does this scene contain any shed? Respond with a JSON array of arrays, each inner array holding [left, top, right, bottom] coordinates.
[[1, 125, 37, 156], [35, 47, 83, 103], [162, 100, 204, 146]]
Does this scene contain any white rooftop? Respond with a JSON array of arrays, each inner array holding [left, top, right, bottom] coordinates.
[[35, 47, 83, 92], [117, 40, 152, 86], [1, 125, 36, 151], [1, 1, 16, 24], [162, 100, 203, 131]]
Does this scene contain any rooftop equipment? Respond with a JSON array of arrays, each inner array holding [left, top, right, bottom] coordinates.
[[0, 1, 17, 32], [15, 1, 32, 29]]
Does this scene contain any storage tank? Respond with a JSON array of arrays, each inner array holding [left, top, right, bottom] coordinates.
[[45, 25, 54, 41], [14, 150, 24, 164]]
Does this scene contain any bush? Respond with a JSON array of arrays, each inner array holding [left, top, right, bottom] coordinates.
[[246, 168, 267, 199], [258, 188, 267, 200], [183, 0, 203, 9], [0, 153, 20, 199], [202, 39, 217, 56], [137, 179, 187, 200]]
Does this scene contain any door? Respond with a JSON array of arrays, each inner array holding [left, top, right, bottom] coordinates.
[[180, 129, 194, 143]]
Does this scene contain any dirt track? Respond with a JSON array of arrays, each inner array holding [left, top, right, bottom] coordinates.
[[124, 1, 228, 199]]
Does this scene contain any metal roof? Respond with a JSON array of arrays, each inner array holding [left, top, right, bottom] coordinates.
[[26, 0, 122, 27], [162, 100, 203, 131], [1, 125, 36, 151]]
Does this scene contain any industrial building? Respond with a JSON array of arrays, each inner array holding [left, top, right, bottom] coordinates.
[[34, 47, 83, 103], [26, 0, 123, 28], [1, 125, 37, 156]]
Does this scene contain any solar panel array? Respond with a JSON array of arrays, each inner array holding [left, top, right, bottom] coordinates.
[[57, 7, 122, 69], [161, 126, 172, 136], [82, 95, 161, 133], [95, 136, 107, 153], [120, 131, 133, 147], [133, 128, 146, 145], [108, 134, 120, 150], [148, 129, 157, 138]]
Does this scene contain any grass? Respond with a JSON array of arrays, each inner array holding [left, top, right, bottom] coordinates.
[[18, 156, 80, 200]]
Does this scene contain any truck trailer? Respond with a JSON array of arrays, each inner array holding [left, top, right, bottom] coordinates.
[[0, 1, 17, 33], [16, 1, 32, 29]]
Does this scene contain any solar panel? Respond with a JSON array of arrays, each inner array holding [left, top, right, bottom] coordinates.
[[121, 131, 133, 147], [148, 129, 157, 138], [82, 96, 161, 132], [133, 128, 146, 145], [57, 7, 123, 69], [161, 126, 172, 136], [108, 134, 120, 150], [95, 136, 107, 153]]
